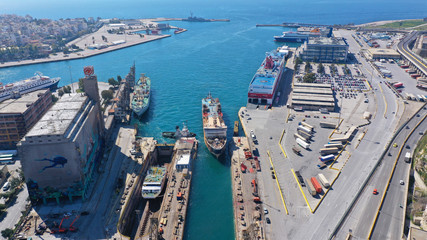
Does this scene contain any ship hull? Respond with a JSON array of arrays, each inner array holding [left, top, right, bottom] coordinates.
[[274, 37, 306, 42], [0, 77, 60, 103], [132, 100, 149, 117], [204, 135, 226, 158]]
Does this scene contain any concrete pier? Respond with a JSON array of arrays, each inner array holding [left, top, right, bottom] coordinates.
[[230, 137, 265, 240]]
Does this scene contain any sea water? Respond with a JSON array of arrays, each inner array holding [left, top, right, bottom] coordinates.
[[0, 0, 426, 239]]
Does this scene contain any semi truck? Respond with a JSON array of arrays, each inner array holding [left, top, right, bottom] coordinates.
[[319, 154, 335, 162], [292, 146, 301, 155], [319, 147, 339, 155], [404, 152, 412, 163], [300, 122, 314, 131], [393, 82, 403, 88], [296, 138, 310, 149], [297, 125, 312, 134], [320, 122, 336, 129], [310, 177, 322, 194], [251, 179, 258, 196], [298, 130, 312, 140], [324, 143, 343, 149], [306, 178, 317, 196], [295, 171, 305, 187], [294, 133, 309, 142], [317, 173, 330, 188]]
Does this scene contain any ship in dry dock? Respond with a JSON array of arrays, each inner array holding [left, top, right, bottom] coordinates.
[[202, 93, 227, 157]]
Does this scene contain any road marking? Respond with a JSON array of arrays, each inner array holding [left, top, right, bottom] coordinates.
[[368, 112, 427, 239], [267, 151, 289, 215], [312, 172, 342, 213], [329, 141, 349, 170], [291, 168, 313, 213], [329, 119, 343, 139], [278, 128, 287, 158], [378, 83, 387, 118], [355, 130, 367, 149]]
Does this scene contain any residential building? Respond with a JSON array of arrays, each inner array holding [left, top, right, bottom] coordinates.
[[0, 89, 52, 149]]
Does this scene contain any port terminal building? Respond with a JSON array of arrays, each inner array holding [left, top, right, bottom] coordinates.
[[0, 89, 52, 150], [18, 73, 104, 204], [291, 83, 335, 111], [298, 37, 349, 63], [366, 48, 401, 60]]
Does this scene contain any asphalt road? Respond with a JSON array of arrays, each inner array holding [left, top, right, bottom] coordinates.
[[0, 186, 29, 240], [371, 107, 427, 239], [397, 31, 427, 76]]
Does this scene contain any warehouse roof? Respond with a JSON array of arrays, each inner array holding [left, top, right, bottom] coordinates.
[[25, 93, 89, 136]]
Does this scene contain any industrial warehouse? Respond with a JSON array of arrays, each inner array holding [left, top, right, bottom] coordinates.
[[291, 83, 335, 111], [18, 74, 104, 204]]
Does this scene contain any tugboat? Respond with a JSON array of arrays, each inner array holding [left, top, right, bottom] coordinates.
[[202, 93, 227, 157], [162, 123, 196, 139]]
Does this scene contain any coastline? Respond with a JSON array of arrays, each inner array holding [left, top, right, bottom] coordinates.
[[0, 34, 170, 69], [356, 18, 421, 27]]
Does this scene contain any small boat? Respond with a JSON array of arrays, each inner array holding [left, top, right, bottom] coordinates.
[[162, 123, 196, 139], [233, 121, 239, 136]]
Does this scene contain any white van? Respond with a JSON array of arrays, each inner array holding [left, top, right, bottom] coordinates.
[[2, 182, 10, 191]]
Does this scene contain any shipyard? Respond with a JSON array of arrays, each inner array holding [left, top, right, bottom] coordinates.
[[0, 3, 426, 240]]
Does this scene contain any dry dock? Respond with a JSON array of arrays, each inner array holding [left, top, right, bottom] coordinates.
[[230, 137, 265, 240]]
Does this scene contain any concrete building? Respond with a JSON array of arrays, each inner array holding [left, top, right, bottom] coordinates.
[[18, 72, 104, 204], [414, 35, 427, 58], [110, 64, 135, 121], [291, 83, 335, 111], [0, 89, 52, 149], [299, 37, 349, 63], [366, 48, 401, 60]]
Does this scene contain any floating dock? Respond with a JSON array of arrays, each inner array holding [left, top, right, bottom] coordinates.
[[230, 137, 265, 240], [156, 137, 198, 240]]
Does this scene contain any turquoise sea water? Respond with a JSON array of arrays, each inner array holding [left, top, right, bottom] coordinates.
[[1, 1, 426, 239]]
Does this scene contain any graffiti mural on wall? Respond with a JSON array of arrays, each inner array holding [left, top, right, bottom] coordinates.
[[35, 156, 68, 173]]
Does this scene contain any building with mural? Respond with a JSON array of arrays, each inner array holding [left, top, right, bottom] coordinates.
[[18, 68, 104, 204]]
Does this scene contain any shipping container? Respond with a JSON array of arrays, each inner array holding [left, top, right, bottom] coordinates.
[[319, 147, 339, 155], [393, 82, 403, 88], [296, 138, 310, 149], [306, 178, 317, 196], [297, 125, 312, 134], [310, 177, 323, 193], [329, 137, 348, 143], [317, 173, 331, 188], [319, 154, 335, 162], [317, 162, 327, 169]]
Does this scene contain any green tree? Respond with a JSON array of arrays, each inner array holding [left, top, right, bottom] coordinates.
[[52, 95, 59, 102], [62, 86, 71, 93], [101, 90, 114, 102], [303, 73, 316, 83], [305, 62, 311, 72], [78, 78, 85, 92], [317, 63, 325, 74], [108, 77, 119, 87], [117, 75, 122, 82], [58, 89, 64, 97], [10, 177, 20, 189], [1, 228, 13, 239], [295, 57, 302, 65]]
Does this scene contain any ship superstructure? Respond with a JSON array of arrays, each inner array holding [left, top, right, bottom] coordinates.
[[141, 166, 167, 199], [0, 72, 60, 103], [131, 74, 151, 117], [248, 48, 287, 105], [202, 93, 227, 157]]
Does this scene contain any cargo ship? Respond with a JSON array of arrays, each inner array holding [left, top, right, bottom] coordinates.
[[131, 74, 151, 117], [248, 48, 287, 105], [202, 93, 227, 157], [141, 166, 167, 199], [0, 72, 60, 103]]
